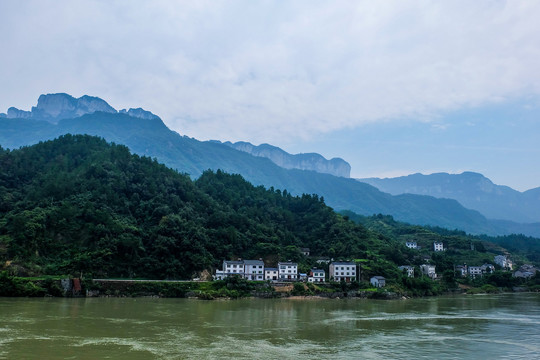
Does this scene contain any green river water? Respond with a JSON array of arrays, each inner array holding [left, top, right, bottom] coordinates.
[[1, 293, 539, 359]]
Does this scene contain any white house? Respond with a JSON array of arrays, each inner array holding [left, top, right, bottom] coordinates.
[[219, 260, 245, 279], [329, 261, 357, 282], [308, 269, 325, 283], [244, 260, 265, 281], [420, 264, 437, 279], [278, 262, 298, 281], [370, 276, 386, 288], [398, 265, 414, 278], [480, 264, 495, 274], [265, 267, 279, 281], [405, 241, 418, 249], [433, 242, 444, 252], [468, 266, 483, 278], [301, 248, 310, 256], [494, 255, 513, 270], [455, 265, 467, 277]]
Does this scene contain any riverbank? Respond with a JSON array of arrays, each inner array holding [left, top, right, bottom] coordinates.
[[1, 273, 538, 300]]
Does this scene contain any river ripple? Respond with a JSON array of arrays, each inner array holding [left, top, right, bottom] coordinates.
[[1, 293, 539, 359]]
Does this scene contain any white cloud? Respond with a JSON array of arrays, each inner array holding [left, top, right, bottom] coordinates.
[[1, 0, 540, 144]]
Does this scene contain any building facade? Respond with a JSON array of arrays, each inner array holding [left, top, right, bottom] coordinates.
[[405, 241, 418, 249], [278, 262, 298, 281], [264, 268, 279, 281], [433, 242, 444, 252], [420, 264, 437, 279], [398, 265, 414, 278], [308, 269, 325, 283], [329, 261, 357, 282], [370, 276, 386, 288], [244, 260, 265, 281]]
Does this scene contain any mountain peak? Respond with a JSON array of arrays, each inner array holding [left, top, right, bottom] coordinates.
[[222, 141, 351, 178], [4, 93, 158, 123]]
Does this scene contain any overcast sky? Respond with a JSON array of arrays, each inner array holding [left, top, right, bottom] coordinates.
[[1, 1, 539, 191]]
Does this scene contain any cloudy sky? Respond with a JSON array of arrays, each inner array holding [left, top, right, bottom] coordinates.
[[1, 1, 539, 191]]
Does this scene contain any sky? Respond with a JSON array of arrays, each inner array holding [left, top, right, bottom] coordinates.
[[1, 1, 539, 191]]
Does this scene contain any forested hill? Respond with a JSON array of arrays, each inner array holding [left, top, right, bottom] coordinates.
[[0, 135, 388, 279], [2, 109, 537, 237]]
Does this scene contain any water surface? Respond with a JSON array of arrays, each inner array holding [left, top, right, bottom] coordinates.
[[1, 294, 539, 359]]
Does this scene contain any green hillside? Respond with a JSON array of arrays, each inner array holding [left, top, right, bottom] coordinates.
[[1, 112, 533, 236]]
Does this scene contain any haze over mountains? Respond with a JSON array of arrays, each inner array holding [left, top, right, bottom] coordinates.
[[220, 141, 351, 178], [1, 93, 539, 237], [359, 173, 540, 224]]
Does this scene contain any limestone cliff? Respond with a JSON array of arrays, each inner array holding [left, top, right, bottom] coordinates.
[[5, 93, 158, 123], [223, 141, 351, 178]]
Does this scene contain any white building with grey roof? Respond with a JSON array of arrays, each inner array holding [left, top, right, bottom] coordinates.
[[329, 261, 357, 282], [278, 262, 298, 281]]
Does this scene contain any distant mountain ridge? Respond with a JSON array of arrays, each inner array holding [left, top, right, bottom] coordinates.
[[1, 93, 159, 123], [1, 93, 539, 237], [358, 172, 540, 223], [220, 141, 351, 178]]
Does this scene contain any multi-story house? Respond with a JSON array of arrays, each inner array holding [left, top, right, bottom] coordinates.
[[494, 255, 513, 270], [420, 264, 437, 279], [329, 261, 357, 282], [405, 241, 418, 249], [370, 276, 386, 288], [278, 262, 298, 281], [398, 265, 414, 278], [433, 242, 444, 252], [455, 265, 467, 277], [265, 267, 279, 281], [308, 269, 325, 283], [468, 266, 483, 278], [244, 259, 265, 281]]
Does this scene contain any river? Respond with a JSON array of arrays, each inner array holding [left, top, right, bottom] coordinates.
[[1, 293, 539, 359]]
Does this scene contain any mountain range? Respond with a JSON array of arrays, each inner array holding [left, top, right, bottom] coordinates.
[[1, 93, 539, 237], [358, 172, 540, 223]]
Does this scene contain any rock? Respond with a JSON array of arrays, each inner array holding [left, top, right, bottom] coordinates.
[[30, 93, 116, 122], [119, 107, 160, 120], [222, 141, 351, 178], [7, 107, 31, 119]]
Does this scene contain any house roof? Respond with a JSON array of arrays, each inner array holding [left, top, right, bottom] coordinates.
[[371, 276, 385, 280], [223, 260, 244, 265], [331, 261, 356, 265], [265, 268, 278, 271], [278, 262, 297, 266], [311, 269, 325, 273], [243, 260, 264, 265]]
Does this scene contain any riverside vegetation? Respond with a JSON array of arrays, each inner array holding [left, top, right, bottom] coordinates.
[[0, 135, 539, 298]]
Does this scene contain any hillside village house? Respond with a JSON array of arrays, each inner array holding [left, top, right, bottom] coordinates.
[[513, 264, 538, 279], [301, 248, 310, 256], [215, 260, 245, 280], [329, 261, 357, 282], [264, 267, 279, 281], [420, 264, 437, 279], [398, 265, 414, 278], [370, 276, 386, 288], [455, 265, 467, 277], [433, 242, 444, 252], [244, 259, 265, 281], [405, 241, 418, 249], [468, 266, 483, 278], [278, 262, 298, 280], [308, 269, 325, 283], [494, 255, 513, 270]]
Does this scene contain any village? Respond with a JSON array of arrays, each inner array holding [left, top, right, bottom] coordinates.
[[214, 242, 538, 288]]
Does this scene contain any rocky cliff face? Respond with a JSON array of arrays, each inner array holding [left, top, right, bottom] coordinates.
[[119, 108, 160, 120], [5, 93, 158, 123], [223, 141, 351, 178]]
